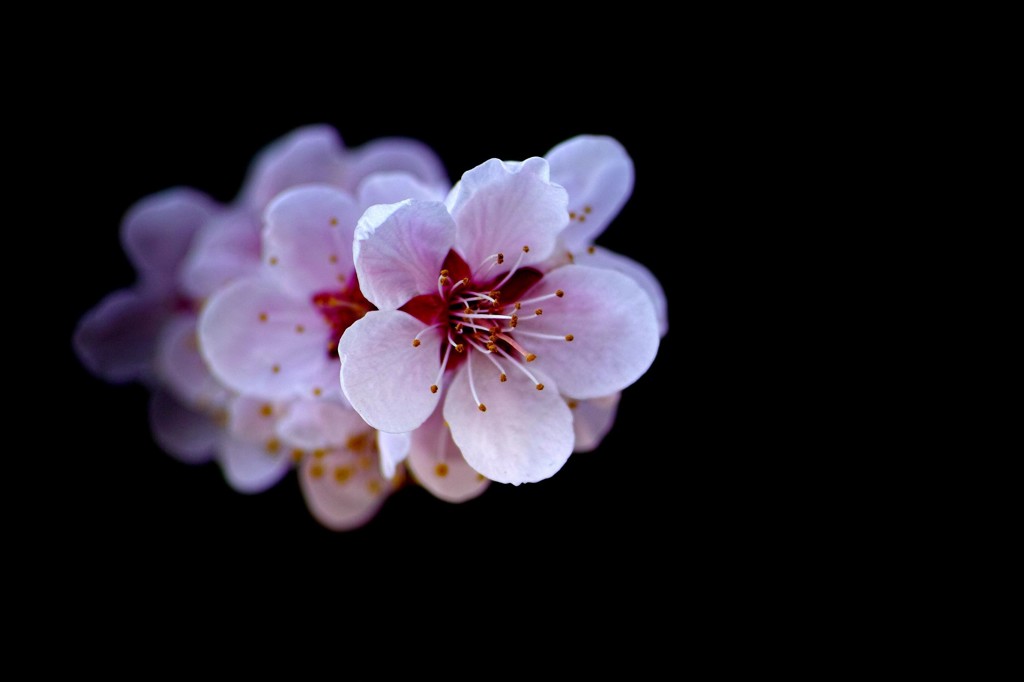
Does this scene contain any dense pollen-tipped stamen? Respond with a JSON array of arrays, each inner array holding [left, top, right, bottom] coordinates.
[[468, 338, 508, 380], [495, 345, 544, 390]]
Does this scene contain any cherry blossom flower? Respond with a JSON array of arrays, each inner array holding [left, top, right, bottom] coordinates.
[[198, 174, 446, 403], [338, 157, 661, 485]]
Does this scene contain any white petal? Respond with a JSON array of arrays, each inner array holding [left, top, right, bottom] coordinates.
[[545, 135, 634, 251], [520, 265, 659, 399], [338, 311, 444, 433], [569, 246, 668, 338], [446, 157, 568, 269], [444, 359, 573, 485], [353, 200, 455, 310]]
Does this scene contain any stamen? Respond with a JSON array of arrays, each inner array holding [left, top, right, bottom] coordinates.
[[431, 343, 452, 393], [495, 346, 544, 390], [467, 352, 486, 412], [513, 329, 576, 343], [447, 329, 465, 353], [518, 291, 564, 306], [473, 252, 504, 280], [494, 332, 536, 361], [468, 338, 508, 380], [491, 245, 530, 291]]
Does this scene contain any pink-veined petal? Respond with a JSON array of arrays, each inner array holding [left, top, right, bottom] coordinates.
[[299, 450, 391, 531], [155, 315, 231, 411], [241, 125, 347, 212], [149, 390, 219, 464], [446, 157, 568, 269], [569, 393, 621, 453], [198, 276, 337, 401], [520, 265, 659, 399], [353, 200, 455, 310], [74, 287, 167, 383], [178, 209, 261, 302], [263, 185, 363, 298], [276, 399, 368, 450], [345, 137, 448, 190], [546, 135, 634, 251], [570, 246, 668, 337], [377, 430, 411, 479], [338, 311, 444, 433], [408, 406, 489, 503], [218, 437, 290, 494], [356, 171, 448, 208], [121, 187, 218, 280], [444, 360, 573, 485]]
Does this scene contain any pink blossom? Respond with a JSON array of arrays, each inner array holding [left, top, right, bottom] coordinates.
[[339, 157, 660, 484]]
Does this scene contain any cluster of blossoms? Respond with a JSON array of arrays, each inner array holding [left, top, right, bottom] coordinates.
[[74, 125, 667, 530]]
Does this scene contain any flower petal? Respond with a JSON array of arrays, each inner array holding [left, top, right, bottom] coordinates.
[[408, 406, 489, 503], [545, 135, 634, 251], [149, 390, 219, 464], [299, 450, 390, 531], [353, 201, 455, 310], [178, 209, 261, 302], [74, 287, 167, 383], [338, 311, 444, 433], [356, 172, 448, 208], [198, 276, 337, 401], [446, 157, 568, 268], [568, 393, 621, 453], [378, 430, 411, 480], [156, 315, 231, 410], [219, 437, 290, 494], [444, 359, 573, 485], [345, 137, 448, 189], [570, 246, 668, 337], [275, 399, 367, 450], [122, 187, 218, 280], [241, 125, 347, 212], [520, 265, 659, 399], [263, 185, 363, 298]]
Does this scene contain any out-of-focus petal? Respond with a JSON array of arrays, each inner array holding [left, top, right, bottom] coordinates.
[[198, 276, 337, 401], [568, 393, 621, 453], [345, 137, 448, 190], [263, 185, 363, 299], [241, 125, 347, 212], [178, 209, 260, 302], [74, 287, 167, 383], [155, 315, 231, 411], [149, 390, 219, 464], [408, 406, 489, 503], [121, 187, 218, 280], [356, 172, 448, 208], [219, 437, 290, 494], [299, 450, 390, 531], [275, 399, 367, 450]]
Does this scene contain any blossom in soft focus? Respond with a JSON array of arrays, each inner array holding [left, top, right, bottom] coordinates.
[[339, 157, 661, 484], [74, 125, 446, 529]]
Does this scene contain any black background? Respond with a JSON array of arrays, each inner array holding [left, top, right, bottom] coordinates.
[[55, 76, 710, 590]]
